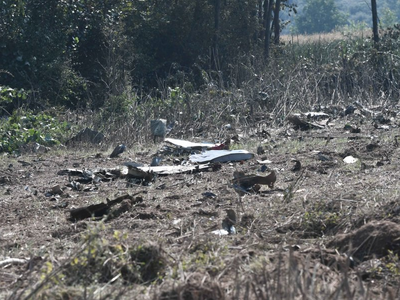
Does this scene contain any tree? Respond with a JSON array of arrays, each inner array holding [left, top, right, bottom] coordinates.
[[381, 7, 396, 28], [371, 0, 379, 43], [273, 0, 282, 44], [0, 0, 296, 106], [264, 0, 274, 58], [294, 0, 347, 34], [262, 0, 297, 58], [211, 0, 221, 71]]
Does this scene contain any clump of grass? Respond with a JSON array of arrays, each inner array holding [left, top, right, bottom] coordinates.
[[301, 200, 347, 237], [18, 224, 166, 299]]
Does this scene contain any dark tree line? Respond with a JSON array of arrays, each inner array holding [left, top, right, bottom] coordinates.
[[0, 0, 295, 108]]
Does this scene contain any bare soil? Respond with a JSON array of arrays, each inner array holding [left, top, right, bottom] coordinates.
[[1, 105, 400, 299]]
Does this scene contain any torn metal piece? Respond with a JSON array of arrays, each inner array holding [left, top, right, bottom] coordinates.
[[232, 170, 276, 192], [165, 138, 218, 150], [190, 150, 254, 163], [287, 114, 326, 130], [68, 193, 143, 221], [110, 144, 126, 158], [126, 165, 155, 183], [291, 160, 302, 172], [136, 164, 212, 175]]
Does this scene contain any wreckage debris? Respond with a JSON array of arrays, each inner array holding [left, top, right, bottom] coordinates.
[[51, 184, 63, 195], [201, 191, 217, 199], [161, 137, 229, 156], [164, 138, 220, 151], [125, 161, 219, 186], [257, 145, 265, 155], [234, 170, 276, 189], [287, 113, 329, 130], [68, 193, 143, 221], [345, 105, 356, 115], [125, 163, 155, 184], [151, 119, 167, 143], [316, 152, 334, 162], [222, 209, 237, 235], [151, 156, 162, 166], [344, 124, 361, 133], [366, 143, 380, 152], [110, 143, 126, 158], [232, 170, 276, 195], [0, 176, 11, 184], [212, 209, 237, 236], [291, 159, 301, 172], [51, 201, 68, 209], [125, 162, 213, 177], [343, 156, 358, 164], [190, 150, 254, 163], [210, 140, 230, 150], [58, 167, 126, 183]]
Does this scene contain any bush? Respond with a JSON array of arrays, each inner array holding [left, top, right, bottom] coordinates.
[[0, 86, 29, 116], [0, 110, 69, 154]]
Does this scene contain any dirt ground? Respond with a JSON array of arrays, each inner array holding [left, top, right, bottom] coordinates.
[[1, 103, 400, 299]]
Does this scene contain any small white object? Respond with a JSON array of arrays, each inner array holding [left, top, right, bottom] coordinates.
[[172, 219, 181, 225], [257, 159, 272, 164], [211, 229, 229, 236], [343, 156, 358, 164]]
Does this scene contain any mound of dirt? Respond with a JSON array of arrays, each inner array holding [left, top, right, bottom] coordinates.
[[328, 221, 400, 263]]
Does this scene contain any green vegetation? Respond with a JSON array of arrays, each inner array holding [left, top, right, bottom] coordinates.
[[0, 106, 70, 154], [293, 0, 347, 34], [289, 0, 400, 33], [1, 0, 400, 155]]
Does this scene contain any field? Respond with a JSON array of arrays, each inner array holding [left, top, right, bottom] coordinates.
[[1, 101, 400, 299], [281, 29, 371, 44], [3, 1, 400, 298]]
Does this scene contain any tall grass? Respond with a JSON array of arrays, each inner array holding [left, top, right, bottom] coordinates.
[[63, 26, 400, 146]]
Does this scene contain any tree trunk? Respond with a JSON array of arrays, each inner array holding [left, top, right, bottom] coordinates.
[[258, 0, 263, 40], [273, 0, 281, 44], [264, 0, 274, 59], [258, 0, 263, 22], [371, 0, 379, 43], [211, 0, 220, 70], [213, 0, 220, 51]]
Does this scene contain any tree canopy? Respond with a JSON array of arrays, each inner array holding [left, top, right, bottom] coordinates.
[[294, 0, 347, 34], [2, 0, 285, 108]]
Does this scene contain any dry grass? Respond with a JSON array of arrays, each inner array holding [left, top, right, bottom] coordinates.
[[2, 99, 400, 299], [281, 29, 372, 44], [2, 28, 400, 299]]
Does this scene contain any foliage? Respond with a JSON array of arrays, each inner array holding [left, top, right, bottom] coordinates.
[[0, 110, 69, 154], [293, 0, 400, 30], [0, 0, 299, 109], [294, 0, 347, 34], [303, 201, 343, 236], [2, 0, 400, 150], [339, 20, 369, 37], [0, 86, 29, 115], [384, 250, 400, 276], [381, 7, 398, 28]]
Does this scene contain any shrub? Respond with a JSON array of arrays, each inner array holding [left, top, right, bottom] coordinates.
[[0, 110, 69, 154]]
